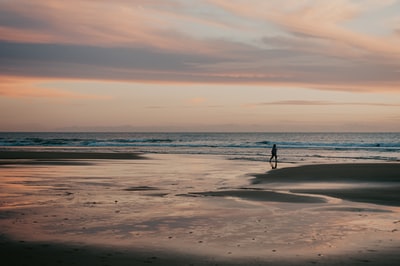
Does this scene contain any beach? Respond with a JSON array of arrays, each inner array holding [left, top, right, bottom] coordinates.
[[2, 0, 400, 263], [0, 151, 399, 265]]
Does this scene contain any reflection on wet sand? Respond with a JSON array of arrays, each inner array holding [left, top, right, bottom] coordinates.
[[1, 153, 400, 265]]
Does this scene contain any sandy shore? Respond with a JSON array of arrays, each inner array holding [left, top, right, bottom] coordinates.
[[251, 163, 400, 206], [0, 153, 399, 265], [1, 235, 399, 266], [252, 163, 400, 183]]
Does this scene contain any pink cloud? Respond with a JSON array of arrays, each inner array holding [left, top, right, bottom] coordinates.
[[245, 100, 400, 107], [211, 0, 400, 57], [0, 76, 111, 99], [0, 0, 220, 55], [0, 0, 399, 93]]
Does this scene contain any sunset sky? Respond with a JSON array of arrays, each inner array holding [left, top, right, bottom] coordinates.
[[1, 0, 400, 132]]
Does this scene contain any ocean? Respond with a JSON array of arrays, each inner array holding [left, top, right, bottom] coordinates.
[[0, 132, 399, 163]]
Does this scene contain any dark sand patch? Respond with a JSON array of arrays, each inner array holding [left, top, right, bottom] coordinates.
[[1, 236, 400, 266], [145, 193, 169, 197], [0, 159, 95, 166], [292, 186, 400, 207], [252, 163, 400, 184], [124, 186, 160, 191], [183, 189, 327, 203], [252, 163, 400, 206], [0, 151, 146, 160], [314, 207, 393, 213]]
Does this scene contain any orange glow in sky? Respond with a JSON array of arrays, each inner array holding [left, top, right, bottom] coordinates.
[[1, 0, 400, 132]]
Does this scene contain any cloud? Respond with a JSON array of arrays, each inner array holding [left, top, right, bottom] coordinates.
[[244, 100, 400, 107], [0, 0, 224, 53], [1, 40, 399, 92], [0, 0, 400, 93], [0, 76, 111, 99], [0, 41, 228, 82], [212, 0, 400, 56]]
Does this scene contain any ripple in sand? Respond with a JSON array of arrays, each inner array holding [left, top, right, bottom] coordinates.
[[124, 186, 159, 191]]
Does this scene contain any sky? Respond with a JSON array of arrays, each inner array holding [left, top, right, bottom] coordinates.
[[1, 0, 400, 132]]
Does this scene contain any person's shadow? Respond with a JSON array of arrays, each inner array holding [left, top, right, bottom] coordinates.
[[270, 160, 277, 169]]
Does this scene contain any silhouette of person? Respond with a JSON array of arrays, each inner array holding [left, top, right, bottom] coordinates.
[[269, 144, 277, 166]]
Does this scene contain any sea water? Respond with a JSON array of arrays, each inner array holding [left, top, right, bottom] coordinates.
[[0, 132, 399, 163]]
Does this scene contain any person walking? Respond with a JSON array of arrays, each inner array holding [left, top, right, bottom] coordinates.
[[269, 144, 277, 163]]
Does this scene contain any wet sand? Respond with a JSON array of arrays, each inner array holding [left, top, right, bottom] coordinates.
[[0, 150, 146, 160], [1, 235, 400, 266], [0, 152, 399, 265], [253, 163, 400, 183], [252, 163, 400, 206]]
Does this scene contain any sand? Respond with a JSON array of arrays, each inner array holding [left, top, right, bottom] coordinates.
[[0, 151, 399, 265], [252, 163, 400, 206]]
